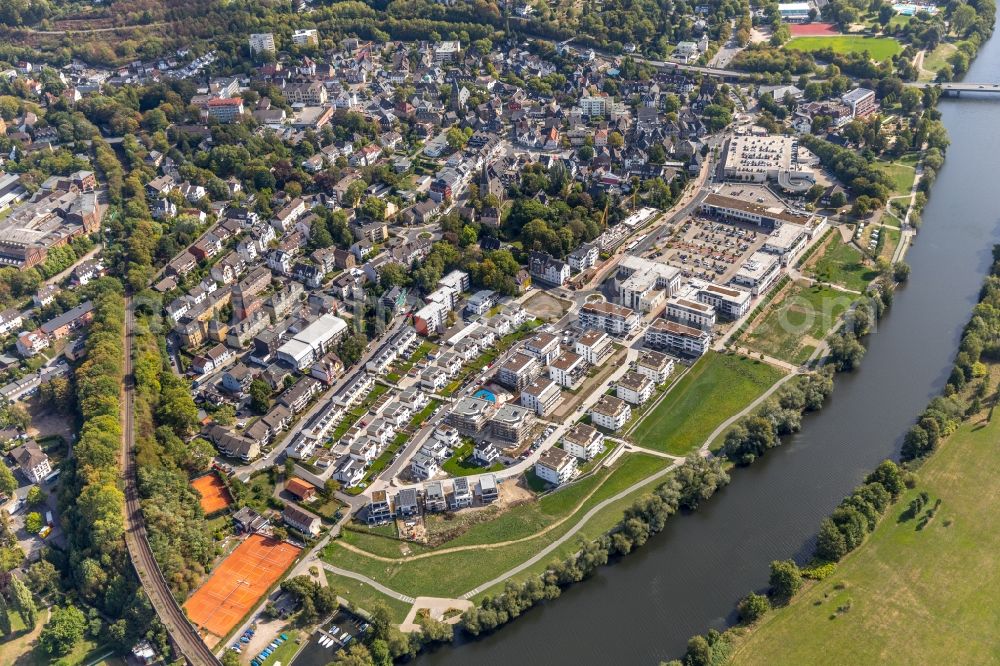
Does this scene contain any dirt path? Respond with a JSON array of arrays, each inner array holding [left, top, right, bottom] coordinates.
[[1, 607, 50, 665]]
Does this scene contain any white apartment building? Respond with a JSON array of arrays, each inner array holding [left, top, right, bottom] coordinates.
[[665, 297, 717, 331], [616, 371, 655, 406], [520, 376, 562, 416], [561, 423, 604, 460], [697, 283, 752, 320], [645, 320, 711, 357], [249, 33, 276, 54], [575, 329, 614, 365], [579, 301, 640, 337], [590, 394, 632, 432], [292, 28, 319, 46], [548, 351, 588, 389], [636, 349, 674, 385], [534, 447, 577, 486]]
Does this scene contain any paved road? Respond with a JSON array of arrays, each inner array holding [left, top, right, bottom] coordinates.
[[121, 296, 221, 666]]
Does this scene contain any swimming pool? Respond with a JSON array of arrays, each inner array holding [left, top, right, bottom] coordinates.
[[474, 389, 497, 402]]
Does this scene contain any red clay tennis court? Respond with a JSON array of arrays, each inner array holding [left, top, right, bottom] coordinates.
[[190, 474, 233, 514], [184, 534, 301, 641], [790, 22, 841, 36]]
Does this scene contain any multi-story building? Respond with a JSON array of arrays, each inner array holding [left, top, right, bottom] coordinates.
[[523, 331, 561, 365], [636, 349, 674, 385], [568, 243, 599, 272], [206, 97, 245, 123], [11, 439, 51, 483], [590, 394, 632, 432], [561, 423, 604, 460], [548, 351, 588, 390], [529, 251, 570, 286], [249, 32, 276, 54], [445, 396, 496, 436], [697, 283, 752, 320], [292, 28, 319, 46], [451, 477, 473, 509], [645, 319, 712, 357], [579, 301, 639, 337], [283, 504, 322, 536], [842, 87, 877, 119], [520, 376, 562, 416], [367, 490, 394, 524], [665, 297, 717, 331], [490, 403, 535, 446], [496, 351, 539, 391], [575, 329, 614, 366], [616, 371, 655, 406], [534, 447, 577, 486]]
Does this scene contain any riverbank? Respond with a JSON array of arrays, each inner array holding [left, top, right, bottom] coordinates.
[[727, 392, 1000, 665], [413, 23, 1000, 665]]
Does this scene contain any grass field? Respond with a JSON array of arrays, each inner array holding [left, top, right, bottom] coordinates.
[[743, 282, 851, 364], [877, 159, 917, 195], [325, 572, 412, 623], [921, 42, 958, 80], [630, 352, 786, 455], [785, 36, 901, 61], [808, 238, 879, 292], [441, 442, 504, 477], [729, 413, 1000, 665], [325, 453, 670, 598]]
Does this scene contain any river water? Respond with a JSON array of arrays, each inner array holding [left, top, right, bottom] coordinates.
[[405, 22, 1000, 666]]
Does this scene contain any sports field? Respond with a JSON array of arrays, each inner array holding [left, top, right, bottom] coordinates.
[[184, 534, 301, 641], [191, 473, 233, 514], [785, 36, 902, 62], [789, 22, 840, 36]]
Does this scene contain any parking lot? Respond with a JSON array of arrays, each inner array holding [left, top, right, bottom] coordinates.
[[654, 214, 769, 284]]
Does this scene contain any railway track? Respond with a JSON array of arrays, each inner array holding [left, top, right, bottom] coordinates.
[[120, 295, 221, 666]]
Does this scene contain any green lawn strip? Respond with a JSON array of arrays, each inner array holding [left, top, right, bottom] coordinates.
[[473, 467, 674, 601], [631, 352, 786, 455], [808, 238, 879, 292], [877, 160, 916, 195], [323, 454, 668, 598], [921, 42, 958, 79], [441, 441, 505, 477], [784, 35, 901, 61], [257, 629, 302, 665], [326, 572, 412, 624], [729, 414, 1000, 665], [744, 282, 851, 364]]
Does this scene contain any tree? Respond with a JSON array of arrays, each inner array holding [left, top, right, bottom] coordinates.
[[40, 605, 87, 656], [26, 486, 46, 506], [951, 3, 977, 36], [829, 191, 848, 208], [25, 512, 44, 534], [577, 145, 595, 161], [815, 517, 849, 561], [9, 576, 38, 629], [768, 559, 803, 600], [214, 404, 236, 426], [684, 634, 712, 666], [248, 379, 271, 414], [222, 652, 242, 666], [892, 261, 910, 282], [738, 592, 771, 623], [608, 131, 625, 148], [0, 464, 15, 496], [26, 559, 59, 596], [446, 126, 469, 151], [878, 3, 894, 26]]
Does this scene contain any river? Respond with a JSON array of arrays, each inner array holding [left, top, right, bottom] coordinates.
[[399, 22, 1000, 666]]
